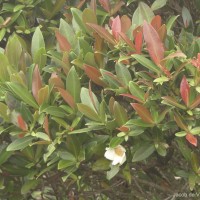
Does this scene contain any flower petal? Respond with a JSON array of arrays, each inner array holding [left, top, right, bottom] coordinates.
[[104, 148, 115, 160], [112, 155, 122, 165]]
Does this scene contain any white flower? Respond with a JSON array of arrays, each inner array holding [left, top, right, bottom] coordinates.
[[104, 145, 126, 166]]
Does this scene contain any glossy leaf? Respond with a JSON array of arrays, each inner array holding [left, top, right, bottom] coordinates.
[[143, 21, 164, 65], [131, 103, 154, 124]]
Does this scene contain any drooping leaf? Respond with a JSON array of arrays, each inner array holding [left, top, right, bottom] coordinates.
[[180, 76, 190, 107], [143, 21, 164, 65], [131, 103, 154, 124]]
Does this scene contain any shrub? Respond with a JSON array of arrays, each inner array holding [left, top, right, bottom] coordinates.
[[0, 0, 200, 199]]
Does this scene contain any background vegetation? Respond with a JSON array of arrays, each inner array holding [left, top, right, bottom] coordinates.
[[0, 0, 200, 199]]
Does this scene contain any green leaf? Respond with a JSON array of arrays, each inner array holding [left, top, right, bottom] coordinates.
[[42, 106, 66, 118], [31, 27, 45, 59], [132, 54, 161, 74], [80, 87, 99, 112], [5, 35, 22, 70], [58, 160, 76, 169], [107, 165, 120, 180], [77, 103, 101, 121], [151, 0, 167, 11], [58, 151, 76, 161], [113, 101, 128, 126], [71, 8, 87, 33], [33, 132, 50, 141], [0, 147, 13, 165], [115, 63, 132, 86], [109, 137, 124, 148], [49, 0, 66, 19], [7, 136, 34, 151], [0, 53, 11, 82], [129, 81, 145, 102], [21, 180, 39, 194], [33, 47, 47, 69], [0, 102, 9, 121], [66, 66, 81, 103], [92, 158, 110, 171], [132, 2, 154, 26], [4, 82, 38, 109], [166, 15, 179, 33], [175, 131, 187, 137], [132, 143, 155, 162]]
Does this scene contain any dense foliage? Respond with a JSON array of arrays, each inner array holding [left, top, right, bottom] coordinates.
[[0, 0, 200, 199]]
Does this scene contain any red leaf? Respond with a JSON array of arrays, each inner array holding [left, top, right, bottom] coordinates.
[[180, 76, 190, 107], [84, 64, 106, 87], [131, 103, 154, 124], [87, 23, 116, 45], [111, 15, 121, 41], [151, 15, 161, 31], [120, 93, 144, 103], [121, 15, 131, 33], [186, 133, 197, 147], [117, 126, 130, 132], [135, 31, 143, 54], [119, 32, 135, 50], [55, 31, 71, 52], [32, 64, 42, 103], [98, 0, 110, 12], [143, 21, 164, 65], [57, 87, 76, 109], [17, 115, 28, 131]]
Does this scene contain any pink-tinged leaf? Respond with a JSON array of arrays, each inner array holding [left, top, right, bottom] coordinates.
[[180, 76, 190, 107], [98, 0, 110, 12], [49, 72, 65, 89], [87, 23, 116, 45], [17, 115, 28, 131], [119, 32, 135, 50], [158, 63, 171, 77], [174, 113, 188, 131], [131, 103, 154, 124], [190, 95, 200, 109], [135, 31, 143, 54], [157, 24, 167, 42], [43, 115, 50, 137], [151, 15, 161, 31], [133, 26, 142, 38], [191, 53, 200, 69], [117, 126, 130, 132], [90, 0, 97, 13], [121, 15, 131, 33], [84, 64, 106, 87], [186, 133, 197, 147], [162, 96, 186, 110], [111, 15, 121, 41], [120, 93, 144, 103], [143, 21, 164, 65], [57, 87, 76, 109], [32, 64, 42, 104], [55, 31, 71, 52]]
